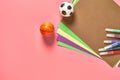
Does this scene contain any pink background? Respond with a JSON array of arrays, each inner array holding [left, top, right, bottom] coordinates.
[[114, 0, 120, 6], [0, 0, 120, 80]]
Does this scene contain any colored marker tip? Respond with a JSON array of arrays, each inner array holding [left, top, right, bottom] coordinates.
[[105, 28, 114, 32], [104, 45, 112, 49], [106, 34, 115, 37], [104, 40, 112, 44], [99, 52, 107, 55]]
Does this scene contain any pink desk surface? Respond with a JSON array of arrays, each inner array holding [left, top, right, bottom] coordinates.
[[0, 0, 120, 80]]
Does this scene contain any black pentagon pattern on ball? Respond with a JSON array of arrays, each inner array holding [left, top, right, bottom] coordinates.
[[60, 3, 65, 7], [67, 5, 72, 10], [62, 10, 66, 15]]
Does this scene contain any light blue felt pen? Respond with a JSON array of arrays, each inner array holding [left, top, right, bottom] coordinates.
[[104, 42, 120, 49]]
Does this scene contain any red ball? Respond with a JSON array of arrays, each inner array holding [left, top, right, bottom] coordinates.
[[40, 22, 54, 37]]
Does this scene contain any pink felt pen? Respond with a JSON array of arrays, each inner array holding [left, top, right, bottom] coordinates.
[[100, 50, 120, 55], [106, 34, 120, 38]]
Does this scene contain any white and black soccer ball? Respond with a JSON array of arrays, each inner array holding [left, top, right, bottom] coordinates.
[[59, 2, 74, 17]]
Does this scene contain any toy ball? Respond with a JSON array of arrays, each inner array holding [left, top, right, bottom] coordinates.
[[40, 22, 54, 37], [59, 2, 74, 17]]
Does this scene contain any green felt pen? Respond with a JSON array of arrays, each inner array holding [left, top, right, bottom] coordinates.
[[105, 28, 120, 33], [99, 46, 120, 52]]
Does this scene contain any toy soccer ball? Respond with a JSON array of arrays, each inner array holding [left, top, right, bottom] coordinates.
[[59, 2, 74, 17]]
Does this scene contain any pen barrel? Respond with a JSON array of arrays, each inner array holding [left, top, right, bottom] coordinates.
[[115, 34, 120, 38], [104, 42, 120, 49], [112, 42, 120, 47], [108, 50, 120, 55], [107, 46, 120, 51], [113, 30, 120, 33], [112, 40, 120, 43]]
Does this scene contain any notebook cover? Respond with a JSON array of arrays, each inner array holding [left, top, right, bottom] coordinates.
[[61, 0, 120, 67]]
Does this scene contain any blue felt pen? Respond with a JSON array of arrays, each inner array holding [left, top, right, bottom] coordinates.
[[104, 42, 120, 49]]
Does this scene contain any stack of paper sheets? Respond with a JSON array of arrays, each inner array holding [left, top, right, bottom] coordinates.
[[57, 22, 101, 59]]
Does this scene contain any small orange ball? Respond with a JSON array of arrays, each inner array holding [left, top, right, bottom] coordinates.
[[40, 22, 54, 37]]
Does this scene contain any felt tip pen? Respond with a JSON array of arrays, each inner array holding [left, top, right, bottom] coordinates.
[[98, 46, 120, 52], [104, 42, 120, 50], [104, 40, 120, 44], [99, 50, 120, 55], [106, 34, 120, 38], [105, 28, 120, 33]]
